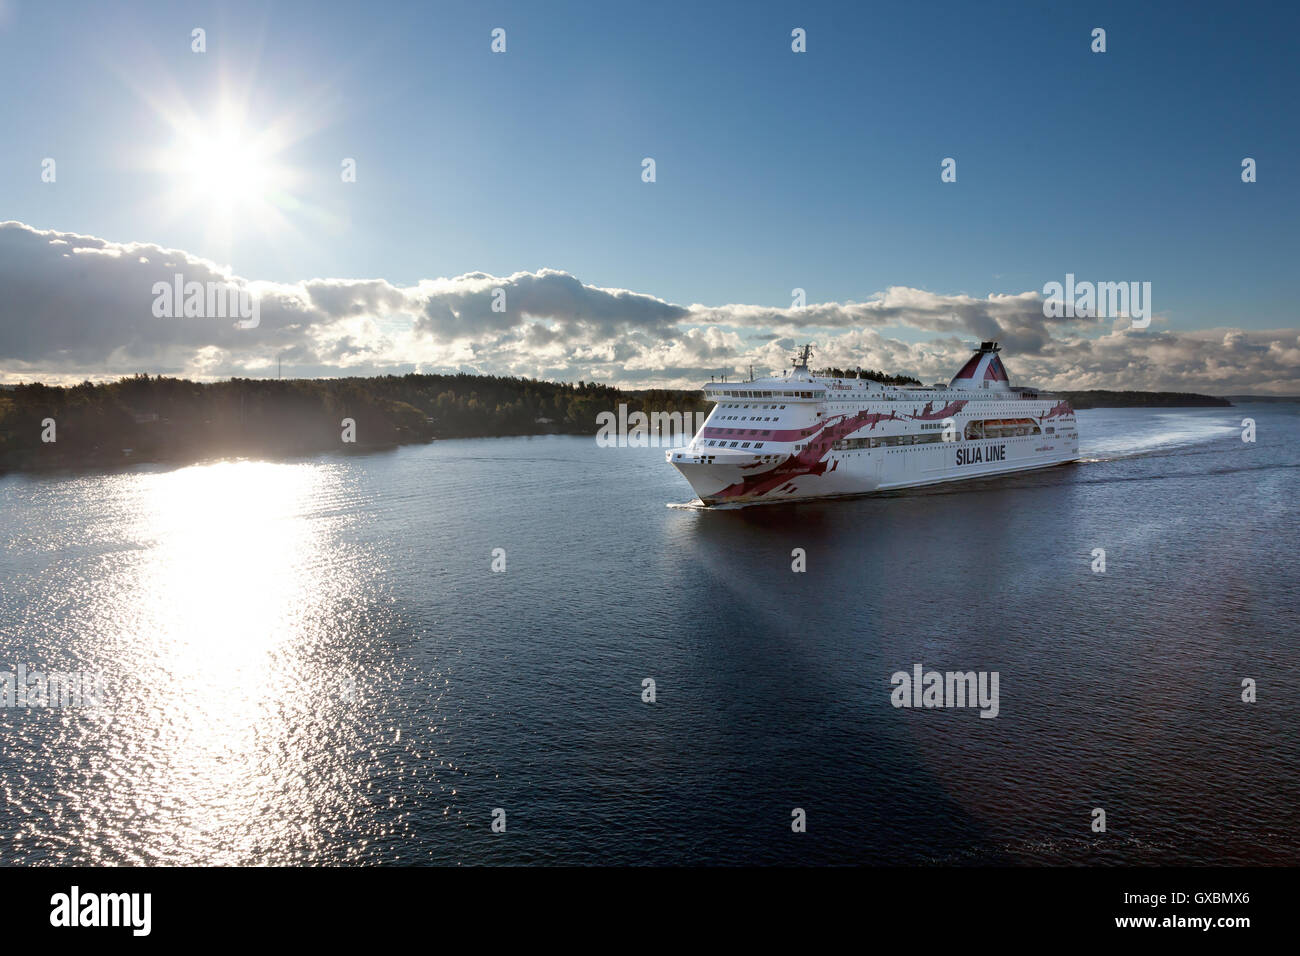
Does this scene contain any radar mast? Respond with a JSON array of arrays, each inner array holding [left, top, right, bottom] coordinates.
[[792, 344, 814, 371]]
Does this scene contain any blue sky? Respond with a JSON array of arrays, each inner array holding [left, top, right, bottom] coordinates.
[[0, 0, 1297, 390]]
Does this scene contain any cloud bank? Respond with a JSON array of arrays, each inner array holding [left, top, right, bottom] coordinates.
[[1, 221, 1295, 394]]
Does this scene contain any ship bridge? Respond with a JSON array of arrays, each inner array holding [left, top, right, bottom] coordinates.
[[702, 379, 826, 402]]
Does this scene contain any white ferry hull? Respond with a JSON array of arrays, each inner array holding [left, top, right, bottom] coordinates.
[[667, 342, 1080, 506], [672, 435, 1078, 505]]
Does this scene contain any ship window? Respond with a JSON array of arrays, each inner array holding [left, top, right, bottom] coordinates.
[[741, 442, 751, 448], [754, 442, 764, 448], [967, 417, 1041, 439], [834, 437, 873, 451]]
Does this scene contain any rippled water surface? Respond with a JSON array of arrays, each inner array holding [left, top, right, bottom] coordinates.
[[2, 404, 1297, 865]]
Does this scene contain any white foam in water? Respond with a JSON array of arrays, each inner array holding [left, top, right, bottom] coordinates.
[[1080, 411, 1238, 460], [667, 499, 748, 510]]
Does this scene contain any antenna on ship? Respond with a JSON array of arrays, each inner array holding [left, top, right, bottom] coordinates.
[[792, 343, 813, 371]]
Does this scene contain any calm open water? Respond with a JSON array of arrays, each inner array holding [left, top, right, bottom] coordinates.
[[1, 404, 1297, 865]]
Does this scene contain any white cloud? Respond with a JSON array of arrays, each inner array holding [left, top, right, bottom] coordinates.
[[0, 221, 1295, 394]]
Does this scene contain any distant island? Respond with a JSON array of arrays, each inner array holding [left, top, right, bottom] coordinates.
[[1055, 390, 1231, 409], [1219, 394, 1300, 404], [0, 372, 1231, 472]]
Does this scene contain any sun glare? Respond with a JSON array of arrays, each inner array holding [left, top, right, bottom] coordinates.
[[145, 98, 308, 253], [179, 131, 271, 205], [165, 110, 281, 213]]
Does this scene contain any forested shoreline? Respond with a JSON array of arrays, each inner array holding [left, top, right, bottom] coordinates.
[[0, 373, 710, 471]]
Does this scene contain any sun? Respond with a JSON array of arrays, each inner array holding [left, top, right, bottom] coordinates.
[[178, 128, 271, 207], [163, 107, 283, 218], [125, 62, 338, 260], [140, 96, 314, 258]]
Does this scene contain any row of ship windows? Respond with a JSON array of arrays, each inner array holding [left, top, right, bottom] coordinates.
[[711, 395, 1056, 410], [714, 391, 823, 399], [711, 426, 817, 438], [966, 418, 1049, 439], [687, 454, 783, 463], [831, 422, 1056, 448], [826, 395, 1045, 402], [833, 434, 948, 450]]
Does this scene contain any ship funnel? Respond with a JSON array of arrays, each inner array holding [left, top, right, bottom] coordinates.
[[949, 341, 1011, 390]]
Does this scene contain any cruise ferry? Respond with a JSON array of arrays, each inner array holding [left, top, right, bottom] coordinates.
[[667, 342, 1078, 505]]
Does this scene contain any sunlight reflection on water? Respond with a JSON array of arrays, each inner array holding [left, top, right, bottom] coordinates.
[[1, 460, 412, 864]]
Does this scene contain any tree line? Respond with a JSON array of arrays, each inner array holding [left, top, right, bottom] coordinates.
[[1057, 390, 1230, 409], [0, 373, 713, 471], [818, 368, 923, 385]]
